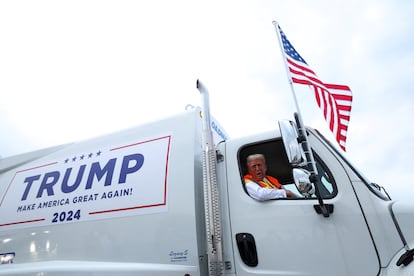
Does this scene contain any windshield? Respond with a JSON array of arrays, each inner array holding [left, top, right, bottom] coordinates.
[[311, 129, 390, 201]]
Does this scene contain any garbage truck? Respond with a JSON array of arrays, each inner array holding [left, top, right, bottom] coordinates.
[[0, 80, 413, 275]]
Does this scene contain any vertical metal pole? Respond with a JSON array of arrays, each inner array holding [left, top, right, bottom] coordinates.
[[197, 80, 224, 275]]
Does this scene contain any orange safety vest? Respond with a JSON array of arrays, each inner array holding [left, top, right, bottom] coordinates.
[[244, 174, 282, 189]]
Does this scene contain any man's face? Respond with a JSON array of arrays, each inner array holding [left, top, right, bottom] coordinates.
[[247, 157, 267, 182]]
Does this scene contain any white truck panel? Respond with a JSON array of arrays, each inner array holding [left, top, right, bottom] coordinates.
[[0, 109, 206, 275]]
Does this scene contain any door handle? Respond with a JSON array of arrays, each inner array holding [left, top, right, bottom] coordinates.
[[236, 233, 258, 267]]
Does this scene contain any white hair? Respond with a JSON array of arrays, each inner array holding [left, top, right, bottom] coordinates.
[[246, 154, 266, 164]]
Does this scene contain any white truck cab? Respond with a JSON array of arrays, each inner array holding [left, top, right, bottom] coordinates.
[[0, 81, 413, 275]]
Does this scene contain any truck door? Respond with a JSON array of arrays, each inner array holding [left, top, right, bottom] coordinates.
[[225, 135, 380, 275]]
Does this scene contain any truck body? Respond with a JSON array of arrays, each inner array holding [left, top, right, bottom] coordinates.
[[0, 86, 413, 275]]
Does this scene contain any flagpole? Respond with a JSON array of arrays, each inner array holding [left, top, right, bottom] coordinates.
[[272, 21, 304, 121], [272, 21, 310, 147], [273, 21, 331, 217], [272, 21, 313, 167]]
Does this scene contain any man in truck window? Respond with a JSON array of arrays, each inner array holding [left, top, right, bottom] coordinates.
[[244, 154, 297, 200]]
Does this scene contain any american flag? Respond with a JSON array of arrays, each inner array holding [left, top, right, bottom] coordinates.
[[277, 25, 353, 151]]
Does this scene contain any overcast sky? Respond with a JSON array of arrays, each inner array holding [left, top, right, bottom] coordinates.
[[1, 0, 413, 201]]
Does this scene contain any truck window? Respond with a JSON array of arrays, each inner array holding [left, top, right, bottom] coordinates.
[[238, 139, 337, 199], [312, 152, 337, 198]]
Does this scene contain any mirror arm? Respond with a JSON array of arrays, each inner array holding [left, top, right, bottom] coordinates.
[[294, 112, 332, 218], [309, 173, 331, 217]]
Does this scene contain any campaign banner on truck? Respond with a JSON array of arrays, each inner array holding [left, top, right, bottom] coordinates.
[[0, 135, 171, 230]]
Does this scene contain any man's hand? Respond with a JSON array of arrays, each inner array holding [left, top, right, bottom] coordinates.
[[285, 190, 297, 199]]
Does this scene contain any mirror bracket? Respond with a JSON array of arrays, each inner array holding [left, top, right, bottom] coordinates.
[[309, 173, 318, 183], [297, 134, 306, 143], [314, 204, 334, 217]]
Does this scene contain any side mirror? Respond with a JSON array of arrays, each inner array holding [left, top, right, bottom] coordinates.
[[278, 120, 305, 166], [280, 113, 332, 216], [292, 168, 315, 197]]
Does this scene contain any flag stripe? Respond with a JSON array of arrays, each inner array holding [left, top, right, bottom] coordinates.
[[287, 58, 316, 75]]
